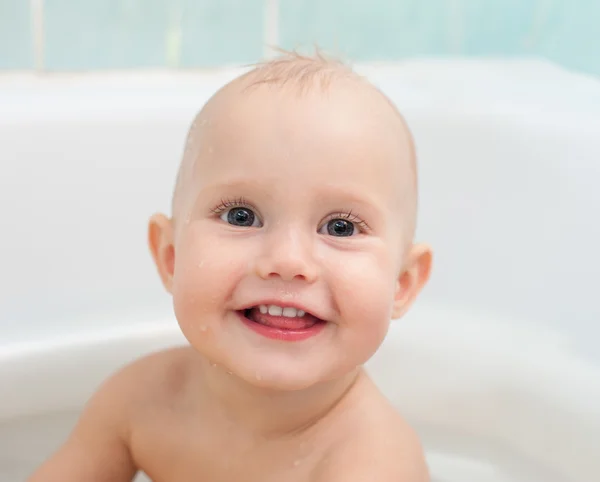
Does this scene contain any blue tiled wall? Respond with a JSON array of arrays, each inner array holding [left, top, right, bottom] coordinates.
[[278, 0, 600, 76], [43, 0, 263, 70], [0, 1, 33, 69], [0, 0, 598, 75]]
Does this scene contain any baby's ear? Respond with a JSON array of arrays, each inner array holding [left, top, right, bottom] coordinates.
[[391, 243, 432, 319], [148, 214, 176, 293]]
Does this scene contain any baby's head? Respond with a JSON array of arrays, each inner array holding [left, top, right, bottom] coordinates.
[[149, 51, 432, 390]]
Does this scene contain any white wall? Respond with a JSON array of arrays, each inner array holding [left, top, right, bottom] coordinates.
[[1, 60, 599, 360]]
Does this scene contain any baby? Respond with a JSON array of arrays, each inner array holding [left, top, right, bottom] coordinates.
[[29, 51, 432, 482]]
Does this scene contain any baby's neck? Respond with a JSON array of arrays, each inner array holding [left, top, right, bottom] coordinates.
[[196, 356, 364, 438]]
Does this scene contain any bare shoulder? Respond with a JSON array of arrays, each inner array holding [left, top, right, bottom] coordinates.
[[27, 346, 195, 481], [314, 380, 429, 482], [65, 345, 197, 446], [316, 413, 429, 482], [100, 345, 197, 417], [74, 345, 194, 429]]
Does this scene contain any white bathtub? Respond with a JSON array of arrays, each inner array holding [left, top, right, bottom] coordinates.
[[1, 60, 599, 482]]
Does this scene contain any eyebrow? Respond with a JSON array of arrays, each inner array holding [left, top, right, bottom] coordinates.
[[201, 178, 381, 204], [197, 178, 387, 219]]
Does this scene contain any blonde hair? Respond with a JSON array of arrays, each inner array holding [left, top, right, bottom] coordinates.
[[240, 48, 357, 93]]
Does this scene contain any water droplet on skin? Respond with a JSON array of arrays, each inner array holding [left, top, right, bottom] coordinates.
[[293, 460, 301, 467], [199, 325, 207, 332], [226, 370, 233, 375], [197, 260, 205, 268], [210, 362, 217, 368], [255, 373, 262, 381]]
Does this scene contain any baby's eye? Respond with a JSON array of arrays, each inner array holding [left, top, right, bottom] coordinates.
[[319, 218, 356, 237], [220, 207, 261, 227]]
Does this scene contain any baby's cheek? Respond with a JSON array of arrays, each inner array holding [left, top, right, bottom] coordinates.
[[328, 253, 394, 369], [171, 236, 233, 327], [171, 255, 208, 331], [332, 250, 397, 325]]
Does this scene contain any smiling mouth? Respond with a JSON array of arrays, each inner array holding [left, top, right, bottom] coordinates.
[[237, 306, 326, 341], [243, 306, 321, 329]]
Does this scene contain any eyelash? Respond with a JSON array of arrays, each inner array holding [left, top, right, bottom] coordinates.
[[209, 198, 371, 233], [210, 197, 256, 216], [323, 210, 371, 234]]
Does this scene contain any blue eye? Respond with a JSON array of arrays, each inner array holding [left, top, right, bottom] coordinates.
[[325, 219, 355, 237], [221, 207, 260, 227]]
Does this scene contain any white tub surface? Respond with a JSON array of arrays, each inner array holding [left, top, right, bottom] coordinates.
[[1, 60, 600, 481]]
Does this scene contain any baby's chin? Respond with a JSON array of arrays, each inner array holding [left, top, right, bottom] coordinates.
[[228, 356, 337, 392], [205, 349, 348, 392]]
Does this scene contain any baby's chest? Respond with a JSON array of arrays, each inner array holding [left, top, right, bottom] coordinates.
[[130, 416, 325, 482]]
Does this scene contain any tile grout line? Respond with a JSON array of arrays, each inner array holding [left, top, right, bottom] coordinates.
[[30, 0, 45, 71], [166, 0, 183, 68], [263, 0, 279, 59]]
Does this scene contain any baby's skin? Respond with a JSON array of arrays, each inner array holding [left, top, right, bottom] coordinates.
[[28, 52, 432, 482]]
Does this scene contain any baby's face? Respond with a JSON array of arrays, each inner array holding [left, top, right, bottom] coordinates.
[[152, 80, 430, 390]]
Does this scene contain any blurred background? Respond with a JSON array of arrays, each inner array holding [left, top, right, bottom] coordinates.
[[1, 0, 599, 75]]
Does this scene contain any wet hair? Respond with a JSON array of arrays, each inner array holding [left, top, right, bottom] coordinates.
[[240, 48, 356, 94]]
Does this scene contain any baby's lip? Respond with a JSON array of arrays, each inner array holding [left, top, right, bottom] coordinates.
[[237, 300, 326, 322]]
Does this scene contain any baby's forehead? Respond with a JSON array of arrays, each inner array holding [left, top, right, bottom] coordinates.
[[193, 84, 411, 180], [174, 60, 416, 228], [195, 74, 411, 152]]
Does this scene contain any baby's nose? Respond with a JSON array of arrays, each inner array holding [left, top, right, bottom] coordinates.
[[254, 228, 318, 283]]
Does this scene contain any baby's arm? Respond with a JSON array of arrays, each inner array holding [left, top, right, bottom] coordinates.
[[27, 365, 139, 482]]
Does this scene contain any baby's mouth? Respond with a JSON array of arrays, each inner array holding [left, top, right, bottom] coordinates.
[[242, 306, 323, 331]]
